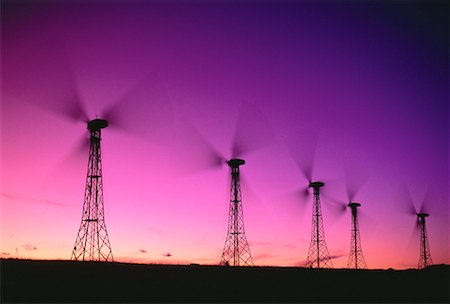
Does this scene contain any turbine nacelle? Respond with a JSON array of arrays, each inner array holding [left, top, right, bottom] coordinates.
[[417, 213, 429, 224], [348, 202, 361, 209], [348, 202, 361, 216], [87, 119, 109, 131], [309, 181, 324, 195], [227, 158, 245, 168]]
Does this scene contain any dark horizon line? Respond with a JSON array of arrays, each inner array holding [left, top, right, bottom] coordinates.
[[2, 257, 448, 271]]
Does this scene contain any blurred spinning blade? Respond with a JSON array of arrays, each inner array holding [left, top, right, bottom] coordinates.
[[175, 100, 274, 176], [274, 188, 310, 217], [357, 207, 375, 229], [344, 160, 369, 202], [396, 185, 433, 216], [44, 133, 90, 187], [231, 101, 274, 158], [417, 186, 433, 215], [239, 172, 260, 205], [284, 129, 318, 183], [5, 35, 174, 144], [3, 37, 88, 123], [407, 217, 422, 251], [396, 185, 435, 249], [101, 72, 174, 145], [280, 129, 320, 215], [323, 161, 370, 219], [301, 186, 312, 201], [322, 192, 347, 219], [171, 119, 226, 175]]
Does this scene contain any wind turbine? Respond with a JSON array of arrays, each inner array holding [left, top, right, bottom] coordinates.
[[173, 102, 273, 266], [3, 38, 173, 261]]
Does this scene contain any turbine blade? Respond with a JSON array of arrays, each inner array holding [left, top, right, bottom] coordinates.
[[344, 160, 368, 202], [407, 219, 421, 251], [101, 72, 174, 146], [301, 186, 312, 201], [357, 208, 376, 233], [321, 191, 344, 205], [415, 219, 421, 231], [323, 195, 347, 219], [396, 185, 418, 215], [239, 173, 260, 205], [170, 119, 226, 176], [273, 189, 309, 218], [320, 177, 339, 195], [283, 129, 318, 182], [231, 101, 274, 158], [63, 134, 90, 165], [419, 186, 435, 214], [3, 36, 88, 122], [59, 95, 89, 123], [44, 134, 90, 185]]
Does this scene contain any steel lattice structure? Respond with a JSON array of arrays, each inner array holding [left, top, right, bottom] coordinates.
[[305, 181, 333, 268], [417, 213, 432, 269], [220, 159, 253, 266], [71, 119, 113, 262], [347, 202, 367, 269]]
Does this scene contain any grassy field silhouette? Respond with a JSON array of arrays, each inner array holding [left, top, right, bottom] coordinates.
[[1, 259, 448, 303]]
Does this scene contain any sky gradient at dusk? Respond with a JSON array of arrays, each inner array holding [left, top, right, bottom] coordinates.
[[1, 0, 448, 269]]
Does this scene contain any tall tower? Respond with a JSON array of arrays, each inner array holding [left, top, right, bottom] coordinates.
[[417, 213, 432, 269], [220, 159, 253, 266], [347, 202, 367, 269], [305, 181, 333, 268], [71, 119, 113, 262]]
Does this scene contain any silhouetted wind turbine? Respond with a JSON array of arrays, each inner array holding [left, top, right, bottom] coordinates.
[[322, 162, 370, 269], [175, 102, 273, 266], [3, 38, 173, 261], [283, 132, 335, 268], [400, 188, 434, 269]]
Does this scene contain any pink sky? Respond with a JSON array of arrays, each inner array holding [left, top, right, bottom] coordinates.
[[1, 0, 448, 269]]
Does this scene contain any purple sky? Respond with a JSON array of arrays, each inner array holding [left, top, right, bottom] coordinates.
[[1, 0, 448, 269]]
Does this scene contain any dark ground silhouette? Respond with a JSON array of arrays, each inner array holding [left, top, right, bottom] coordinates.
[[1, 259, 448, 303]]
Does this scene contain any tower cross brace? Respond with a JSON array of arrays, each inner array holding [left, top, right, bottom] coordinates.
[[71, 119, 113, 262], [305, 181, 333, 268], [220, 159, 253, 266], [417, 213, 432, 269], [347, 202, 367, 269]]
